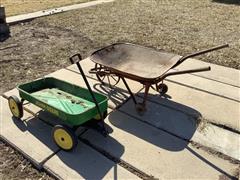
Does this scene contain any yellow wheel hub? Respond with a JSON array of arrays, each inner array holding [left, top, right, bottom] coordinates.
[[94, 114, 101, 120], [9, 98, 20, 118], [53, 128, 73, 150]]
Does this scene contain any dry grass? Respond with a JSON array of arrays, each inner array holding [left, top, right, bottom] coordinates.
[[0, 0, 92, 16], [40, 0, 240, 69]]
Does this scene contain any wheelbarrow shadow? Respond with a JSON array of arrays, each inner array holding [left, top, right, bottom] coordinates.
[[12, 111, 125, 179], [92, 82, 130, 108], [108, 93, 202, 152], [107, 98, 237, 179]]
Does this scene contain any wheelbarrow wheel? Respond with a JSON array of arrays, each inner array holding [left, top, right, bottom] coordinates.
[[8, 95, 23, 119], [95, 64, 120, 87], [52, 125, 78, 151], [158, 83, 168, 95], [93, 110, 108, 121]]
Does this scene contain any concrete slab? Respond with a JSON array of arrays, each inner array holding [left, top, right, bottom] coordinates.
[[120, 98, 240, 160], [47, 68, 143, 109], [0, 97, 59, 169], [167, 71, 239, 102], [138, 81, 240, 131], [6, 0, 115, 24], [44, 140, 139, 180], [176, 58, 240, 87], [82, 110, 238, 179], [193, 123, 240, 161]]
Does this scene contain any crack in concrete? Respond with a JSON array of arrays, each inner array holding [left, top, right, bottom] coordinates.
[[165, 79, 240, 103]]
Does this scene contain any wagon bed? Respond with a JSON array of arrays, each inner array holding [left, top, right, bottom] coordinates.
[[31, 88, 95, 115], [17, 77, 108, 126]]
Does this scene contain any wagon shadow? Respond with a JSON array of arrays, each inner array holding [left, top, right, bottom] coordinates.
[[0, 34, 10, 42], [12, 112, 124, 179], [108, 93, 202, 151], [212, 0, 240, 5]]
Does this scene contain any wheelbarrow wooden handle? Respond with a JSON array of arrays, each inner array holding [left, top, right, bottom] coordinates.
[[161, 66, 211, 79], [173, 44, 229, 68]]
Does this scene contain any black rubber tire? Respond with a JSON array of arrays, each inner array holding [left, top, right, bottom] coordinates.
[[158, 83, 168, 95], [8, 95, 23, 119], [52, 125, 78, 151]]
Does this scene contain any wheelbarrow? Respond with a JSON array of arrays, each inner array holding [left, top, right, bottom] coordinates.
[[8, 55, 108, 151], [88, 42, 229, 112]]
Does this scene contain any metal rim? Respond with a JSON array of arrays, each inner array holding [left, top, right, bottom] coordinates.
[[52, 125, 77, 151], [8, 96, 23, 119], [95, 64, 120, 87]]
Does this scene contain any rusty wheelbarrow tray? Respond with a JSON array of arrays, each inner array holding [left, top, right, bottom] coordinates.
[[88, 42, 229, 112]]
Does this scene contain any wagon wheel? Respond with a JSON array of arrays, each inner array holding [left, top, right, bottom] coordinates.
[[52, 125, 78, 151], [93, 110, 108, 121], [8, 95, 23, 119], [95, 63, 120, 88]]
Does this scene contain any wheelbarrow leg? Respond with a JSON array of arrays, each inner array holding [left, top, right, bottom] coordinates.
[[121, 77, 137, 104], [135, 84, 150, 113], [142, 84, 150, 106]]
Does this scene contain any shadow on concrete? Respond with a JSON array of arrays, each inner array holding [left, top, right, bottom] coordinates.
[[107, 101, 236, 179], [212, 0, 240, 5], [137, 92, 202, 118], [92, 83, 130, 108], [108, 110, 190, 152], [0, 34, 10, 42], [12, 112, 124, 179], [114, 93, 202, 146], [186, 147, 238, 180]]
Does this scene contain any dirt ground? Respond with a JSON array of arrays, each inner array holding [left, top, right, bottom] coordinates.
[[0, 141, 54, 180], [1, 0, 92, 16], [0, 0, 240, 179]]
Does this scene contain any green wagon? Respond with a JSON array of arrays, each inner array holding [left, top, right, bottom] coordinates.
[[8, 54, 108, 151]]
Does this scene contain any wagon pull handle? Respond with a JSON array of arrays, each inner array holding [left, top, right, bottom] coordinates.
[[173, 44, 229, 68], [69, 53, 83, 64], [69, 54, 106, 132]]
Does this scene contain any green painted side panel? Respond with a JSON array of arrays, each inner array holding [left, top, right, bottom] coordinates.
[[18, 77, 108, 126]]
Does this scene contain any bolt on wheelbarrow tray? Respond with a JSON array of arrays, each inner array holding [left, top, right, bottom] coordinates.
[[17, 77, 108, 126]]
